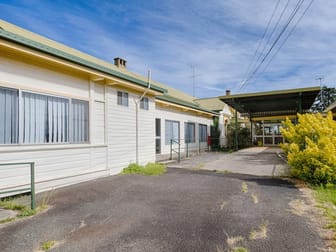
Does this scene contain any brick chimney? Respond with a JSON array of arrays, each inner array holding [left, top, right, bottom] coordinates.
[[114, 57, 127, 68], [226, 90, 231, 96]]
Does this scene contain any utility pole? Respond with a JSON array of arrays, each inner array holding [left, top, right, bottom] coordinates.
[[316, 76, 324, 104], [189, 64, 201, 97]]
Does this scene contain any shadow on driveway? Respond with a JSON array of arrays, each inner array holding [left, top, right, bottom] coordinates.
[[170, 147, 290, 177], [0, 168, 325, 252]]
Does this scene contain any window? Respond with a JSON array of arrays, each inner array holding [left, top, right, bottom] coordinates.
[[0, 87, 18, 144], [0, 86, 89, 145], [140, 97, 149, 110], [199, 124, 208, 142], [184, 122, 195, 143], [117, 91, 128, 106], [23, 92, 69, 144], [165, 120, 179, 145], [71, 99, 89, 143]]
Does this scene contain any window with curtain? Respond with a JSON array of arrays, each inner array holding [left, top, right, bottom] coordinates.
[[140, 97, 149, 110], [23, 92, 69, 144], [184, 122, 195, 143], [165, 120, 179, 145], [0, 87, 18, 144], [71, 99, 89, 143], [117, 91, 128, 106], [0, 87, 89, 145], [199, 124, 208, 142]]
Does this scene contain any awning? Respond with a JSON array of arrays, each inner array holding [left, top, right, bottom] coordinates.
[[219, 87, 320, 119]]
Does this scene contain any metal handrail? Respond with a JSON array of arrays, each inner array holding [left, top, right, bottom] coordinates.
[[170, 139, 181, 162], [0, 162, 35, 210]]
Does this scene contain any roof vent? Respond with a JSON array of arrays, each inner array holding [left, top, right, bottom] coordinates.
[[114, 57, 127, 68]]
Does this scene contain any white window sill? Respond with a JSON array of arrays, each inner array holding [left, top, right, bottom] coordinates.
[[0, 143, 108, 153]]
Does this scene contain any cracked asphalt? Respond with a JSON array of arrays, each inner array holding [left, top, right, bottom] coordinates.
[[0, 167, 325, 252]]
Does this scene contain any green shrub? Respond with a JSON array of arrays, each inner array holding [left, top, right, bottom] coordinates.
[[122, 163, 166, 176], [281, 112, 336, 185]]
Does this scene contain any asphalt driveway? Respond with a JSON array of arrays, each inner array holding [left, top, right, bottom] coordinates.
[[171, 147, 289, 177], [0, 168, 325, 252]]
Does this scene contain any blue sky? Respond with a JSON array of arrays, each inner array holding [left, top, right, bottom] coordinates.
[[1, 0, 335, 98]]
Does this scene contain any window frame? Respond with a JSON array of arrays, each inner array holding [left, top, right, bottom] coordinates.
[[0, 86, 19, 144], [184, 122, 195, 143], [165, 120, 180, 145], [199, 124, 208, 142], [0, 86, 90, 145], [140, 97, 149, 110], [117, 91, 129, 107]]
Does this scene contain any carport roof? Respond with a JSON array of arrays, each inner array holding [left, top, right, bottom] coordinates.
[[219, 86, 320, 118]]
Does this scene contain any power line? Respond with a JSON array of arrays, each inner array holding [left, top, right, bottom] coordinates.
[[239, 0, 281, 89], [255, 0, 315, 79], [240, 0, 306, 90]]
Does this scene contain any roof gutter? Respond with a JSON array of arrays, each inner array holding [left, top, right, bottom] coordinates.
[[0, 29, 166, 94]]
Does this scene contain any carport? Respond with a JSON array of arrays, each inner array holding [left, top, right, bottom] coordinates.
[[219, 87, 320, 149]]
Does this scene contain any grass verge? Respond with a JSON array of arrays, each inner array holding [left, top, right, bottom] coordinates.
[[0, 191, 53, 224], [122, 163, 166, 176], [314, 185, 336, 247]]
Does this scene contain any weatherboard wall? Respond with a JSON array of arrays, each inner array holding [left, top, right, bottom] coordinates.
[[107, 86, 156, 174], [0, 54, 109, 194], [155, 104, 212, 158]]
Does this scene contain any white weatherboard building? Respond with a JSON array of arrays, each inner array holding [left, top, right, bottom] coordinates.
[[0, 20, 220, 194]]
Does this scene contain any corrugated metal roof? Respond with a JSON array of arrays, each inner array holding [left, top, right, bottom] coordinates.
[[194, 97, 226, 111], [220, 87, 320, 118]]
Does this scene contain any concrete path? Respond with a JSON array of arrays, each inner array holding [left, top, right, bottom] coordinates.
[[0, 168, 326, 252], [169, 147, 289, 177]]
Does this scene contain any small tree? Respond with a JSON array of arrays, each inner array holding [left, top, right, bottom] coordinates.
[[281, 112, 336, 185], [226, 122, 251, 150]]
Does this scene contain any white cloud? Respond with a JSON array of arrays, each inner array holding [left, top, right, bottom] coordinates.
[[1, 0, 335, 97]]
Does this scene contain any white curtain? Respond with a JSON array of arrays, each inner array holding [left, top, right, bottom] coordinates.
[[165, 120, 179, 145], [47, 96, 68, 143], [23, 92, 47, 144], [0, 87, 18, 144], [23, 93, 68, 144], [72, 99, 89, 143]]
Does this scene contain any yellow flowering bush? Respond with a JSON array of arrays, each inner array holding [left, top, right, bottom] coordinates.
[[281, 112, 336, 185]]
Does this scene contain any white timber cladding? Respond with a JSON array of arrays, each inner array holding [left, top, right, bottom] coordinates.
[[0, 51, 89, 99], [107, 87, 156, 173], [93, 83, 105, 145], [0, 55, 109, 194], [155, 104, 212, 155]]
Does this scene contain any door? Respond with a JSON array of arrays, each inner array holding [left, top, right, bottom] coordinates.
[[155, 118, 161, 154]]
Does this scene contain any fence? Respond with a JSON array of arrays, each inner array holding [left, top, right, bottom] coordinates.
[[0, 162, 36, 210]]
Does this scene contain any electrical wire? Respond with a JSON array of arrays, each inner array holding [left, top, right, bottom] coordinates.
[[256, 0, 315, 78], [239, 0, 281, 89], [240, 0, 306, 90]]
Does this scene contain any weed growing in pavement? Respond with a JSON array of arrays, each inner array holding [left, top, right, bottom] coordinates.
[[241, 182, 248, 193], [232, 247, 249, 252], [220, 201, 228, 210], [40, 240, 56, 251], [193, 163, 204, 170], [249, 220, 268, 240], [0, 217, 15, 224], [122, 163, 166, 176], [227, 235, 245, 247], [251, 194, 259, 204]]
